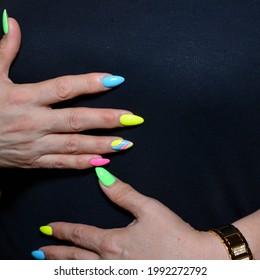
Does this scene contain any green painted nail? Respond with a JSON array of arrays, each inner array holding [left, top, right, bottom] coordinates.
[[95, 167, 116, 187], [2, 9, 9, 35]]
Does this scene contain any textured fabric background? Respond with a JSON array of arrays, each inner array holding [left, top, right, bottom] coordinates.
[[0, 0, 259, 259]]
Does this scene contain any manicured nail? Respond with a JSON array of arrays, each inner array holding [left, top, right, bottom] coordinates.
[[102, 75, 125, 88], [111, 139, 133, 151], [95, 167, 116, 187], [90, 158, 110, 166], [120, 114, 144, 126], [2, 9, 9, 35], [39, 225, 53, 236], [31, 250, 46, 260]]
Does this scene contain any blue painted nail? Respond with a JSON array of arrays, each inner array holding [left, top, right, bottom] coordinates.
[[31, 250, 46, 260], [102, 75, 125, 88]]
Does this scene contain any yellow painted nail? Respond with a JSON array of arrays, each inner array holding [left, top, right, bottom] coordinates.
[[120, 114, 144, 126], [39, 225, 53, 236]]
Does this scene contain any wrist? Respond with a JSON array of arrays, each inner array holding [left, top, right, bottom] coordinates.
[[200, 231, 230, 260], [232, 210, 260, 260], [209, 225, 254, 260]]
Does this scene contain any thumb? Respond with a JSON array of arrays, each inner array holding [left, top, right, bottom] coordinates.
[[95, 167, 149, 217], [0, 10, 22, 79]]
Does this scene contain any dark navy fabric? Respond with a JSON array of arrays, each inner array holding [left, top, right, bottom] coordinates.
[[0, 0, 259, 259]]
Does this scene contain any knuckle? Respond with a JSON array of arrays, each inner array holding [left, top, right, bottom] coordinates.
[[102, 110, 118, 128], [85, 78, 98, 93], [53, 77, 74, 100], [52, 157, 68, 168], [74, 156, 88, 170], [71, 226, 84, 245], [93, 137, 108, 154], [100, 233, 120, 255], [63, 135, 80, 153], [67, 110, 84, 131], [141, 197, 162, 215], [70, 251, 81, 260], [113, 184, 134, 204], [49, 155, 88, 170]]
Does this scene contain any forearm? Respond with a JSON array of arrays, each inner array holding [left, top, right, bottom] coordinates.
[[232, 209, 260, 260]]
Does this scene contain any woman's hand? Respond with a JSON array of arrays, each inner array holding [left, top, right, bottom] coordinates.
[[0, 17, 143, 169], [33, 167, 228, 260]]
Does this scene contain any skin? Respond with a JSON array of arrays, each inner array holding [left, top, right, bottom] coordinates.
[[40, 174, 260, 260], [0, 18, 131, 169], [2, 18, 259, 260]]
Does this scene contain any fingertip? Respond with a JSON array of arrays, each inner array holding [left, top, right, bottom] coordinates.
[[1, 14, 21, 38], [5, 17, 21, 39], [0, 15, 21, 77]]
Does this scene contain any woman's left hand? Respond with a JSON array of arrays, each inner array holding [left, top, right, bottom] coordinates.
[[34, 167, 228, 260]]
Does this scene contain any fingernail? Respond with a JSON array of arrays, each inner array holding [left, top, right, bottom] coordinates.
[[31, 250, 46, 260], [102, 75, 125, 88], [39, 225, 53, 236], [120, 114, 144, 126], [90, 158, 110, 166], [2, 9, 9, 35], [95, 167, 115, 187], [111, 139, 133, 151]]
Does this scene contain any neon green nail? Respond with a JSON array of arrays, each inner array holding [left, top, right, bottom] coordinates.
[[39, 225, 53, 236], [120, 114, 144, 126], [2, 9, 9, 35], [95, 167, 116, 187]]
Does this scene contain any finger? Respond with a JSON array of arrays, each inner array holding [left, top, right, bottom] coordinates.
[[36, 245, 100, 260], [0, 16, 21, 78], [48, 108, 134, 132], [42, 222, 106, 253], [29, 73, 124, 105], [37, 134, 131, 155], [95, 167, 150, 217], [32, 154, 105, 169]]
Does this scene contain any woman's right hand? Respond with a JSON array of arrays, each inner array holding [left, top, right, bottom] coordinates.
[[0, 16, 143, 169]]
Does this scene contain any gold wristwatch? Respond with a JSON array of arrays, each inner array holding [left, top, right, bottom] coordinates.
[[209, 224, 254, 260]]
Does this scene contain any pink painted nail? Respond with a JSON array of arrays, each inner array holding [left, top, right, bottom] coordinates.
[[90, 158, 110, 167]]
